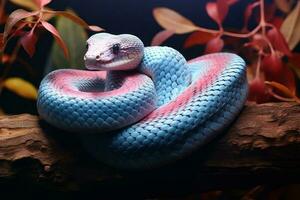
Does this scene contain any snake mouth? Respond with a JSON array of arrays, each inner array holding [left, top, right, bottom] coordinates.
[[85, 60, 114, 71], [85, 57, 138, 71]]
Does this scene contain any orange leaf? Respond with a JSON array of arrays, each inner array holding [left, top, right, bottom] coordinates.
[[184, 31, 217, 48], [41, 21, 69, 58], [3, 9, 38, 41], [20, 29, 38, 57], [9, 0, 39, 10], [153, 7, 200, 34], [42, 10, 103, 32], [265, 81, 300, 103], [280, 1, 300, 50], [274, 0, 293, 13], [151, 30, 174, 46], [204, 36, 224, 53]]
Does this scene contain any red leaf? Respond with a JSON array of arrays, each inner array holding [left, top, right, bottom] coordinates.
[[151, 30, 174, 46], [262, 55, 296, 95], [0, 33, 3, 50], [290, 53, 300, 69], [262, 53, 283, 77], [245, 34, 269, 51], [33, 0, 52, 9], [206, 0, 237, 27], [206, 2, 221, 26], [248, 77, 269, 103], [9, 21, 28, 38], [243, 2, 260, 31], [265, 3, 276, 22], [204, 36, 224, 53], [271, 17, 284, 29], [41, 21, 69, 58], [228, 0, 239, 6], [184, 31, 217, 48], [217, 0, 235, 23], [43, 10, 103, 32], [216, 0, 229, 23], [3, 9, 38, 41], [267, 27, 292, 57], [274, 64, 296, 94], [20, 29, 38, 57]]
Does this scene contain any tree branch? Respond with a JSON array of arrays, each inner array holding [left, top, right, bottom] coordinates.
[[0, 103, 300, 197]]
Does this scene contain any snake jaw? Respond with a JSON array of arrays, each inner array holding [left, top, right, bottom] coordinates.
[[84, 53, 115, 70]]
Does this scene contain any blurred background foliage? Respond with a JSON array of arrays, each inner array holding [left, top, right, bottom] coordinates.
[[1, 0, 300, 115], [0, 0, 102, 114], [0, 0, 300, 199]]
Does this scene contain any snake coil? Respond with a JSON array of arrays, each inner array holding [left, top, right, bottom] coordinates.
[[37, 33, 248, 169]]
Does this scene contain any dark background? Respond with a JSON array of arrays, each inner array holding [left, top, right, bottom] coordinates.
[[2, 0, 261, 114], [56, 0, 248, 49]]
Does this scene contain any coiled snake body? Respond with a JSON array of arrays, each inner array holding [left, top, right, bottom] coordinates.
[[37, 33, 248, 169]]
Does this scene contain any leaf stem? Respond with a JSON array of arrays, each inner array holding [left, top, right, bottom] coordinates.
[[260, 0, 266, 34], [223, 25, 261, 38], [196, 24, 261, 38], [255, 51, 263, 78]]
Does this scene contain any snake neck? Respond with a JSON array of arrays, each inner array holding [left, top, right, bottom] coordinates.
[[139, 46, 192, 106]]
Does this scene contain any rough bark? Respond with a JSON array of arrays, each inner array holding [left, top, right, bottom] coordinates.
[[0, 103, 300, 197]]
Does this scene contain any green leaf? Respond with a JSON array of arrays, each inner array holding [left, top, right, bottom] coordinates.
[[47, 10, 87, 72]]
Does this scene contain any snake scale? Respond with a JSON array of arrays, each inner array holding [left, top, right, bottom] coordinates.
[[37, 33, 248, 169]]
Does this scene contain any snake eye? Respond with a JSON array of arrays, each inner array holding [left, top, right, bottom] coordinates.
[[112, 43, 120, 54]]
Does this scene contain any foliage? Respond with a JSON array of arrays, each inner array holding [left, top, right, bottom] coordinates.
[[47, 9, 88, 71], [0, 0, 102, 106], [3, 77, 37, 99], [152, 0, 300, 104]]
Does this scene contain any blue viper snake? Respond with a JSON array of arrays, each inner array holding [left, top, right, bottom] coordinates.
[[37, 33, 248, 169]]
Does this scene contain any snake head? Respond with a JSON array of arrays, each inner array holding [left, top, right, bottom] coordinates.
[[84, 33, 144, 71]]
